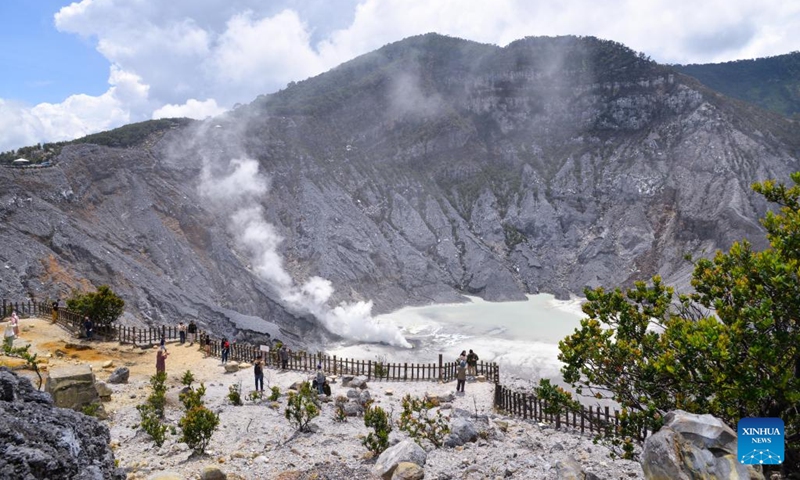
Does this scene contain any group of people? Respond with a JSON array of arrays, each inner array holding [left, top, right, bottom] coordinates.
[[176, 321, 198, 345], [455, 349, 480, 393]]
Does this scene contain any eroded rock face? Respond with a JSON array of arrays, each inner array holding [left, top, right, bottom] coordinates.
[[0, 367, 125, 480]]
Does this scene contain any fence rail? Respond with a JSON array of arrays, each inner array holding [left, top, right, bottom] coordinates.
[[2, 300, 500, 384], [493, 383, 647, 441]]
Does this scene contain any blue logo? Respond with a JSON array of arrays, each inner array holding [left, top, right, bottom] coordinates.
[[738, 417, 784, 465]]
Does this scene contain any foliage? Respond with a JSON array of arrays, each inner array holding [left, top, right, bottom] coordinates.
[[66, 285, 125, 327], [146, 371, 168, 418], [284, 382, 319, 432], [81, 402, 101, 417], [181, 370, 195, 386], [179, 406, 219, 455], [269, 386, 281, 401], [247, 390, 262, 403], [363, 402, 393, 455], [71, 118, 194, 148], [532, 379, 582, 417], [136, 404, 168, 447], [397, 394, 450, 448], [373, 354, 388, 378], [333, 396, 348, 423], [180, 383, 207, 411], [228, 382, 243, 406], [558, 172, 800, 468], [2, 343, 42, 389]]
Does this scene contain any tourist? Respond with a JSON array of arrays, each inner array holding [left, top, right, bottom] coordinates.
[[221, 338, 230, 364], [83, 317, 94, 340], [254, 355, 264, 392], [3, 320, 15, 348], [51, 299, 59, 323], [458, 350, 467, 364], [10, 309, 19, 337], [178, 321, 186, 344], [279, 344, 289, 370], [203, 333, 211, 357], [314, 364, 326, 395], [466, 349, 479, 377], [456, 356, 467, 394], [156, 348, 169, 374], [159, 334, 166, 350], [187, 320, 197, 345]]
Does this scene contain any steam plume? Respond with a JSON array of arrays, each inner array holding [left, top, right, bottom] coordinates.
[[200, 157, 411, 348]]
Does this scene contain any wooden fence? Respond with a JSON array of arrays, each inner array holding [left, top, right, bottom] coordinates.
[[116, 323, 500, 383], [493, 383, 647, 441]]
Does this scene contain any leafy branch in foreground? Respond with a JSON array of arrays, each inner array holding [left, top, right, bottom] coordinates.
[[2, 343, 42, 389], [558, 172, 800, 471]]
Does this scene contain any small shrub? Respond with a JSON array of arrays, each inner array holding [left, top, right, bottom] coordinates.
[[137, 404, 167, 447], [248, 390, 263, 403], [179, 406, 219, 455], [532, 379, 581, 418], [180, 383, 207, 410], [333, 396, 348, 423], [2, 343, 42, 389], [374, 354, 388, 378], [81, 402, 101, 417], [269, 386, 281, 401], [147, 372, 168, 418], [398, 394, 450, 448], [284, 382, 319, 432], [181, 370, 195, 386], [363, 403, 392, 455], [228, 382, 243, 406]]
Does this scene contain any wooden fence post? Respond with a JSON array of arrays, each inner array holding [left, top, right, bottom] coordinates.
[[438, 354, 443, 382]]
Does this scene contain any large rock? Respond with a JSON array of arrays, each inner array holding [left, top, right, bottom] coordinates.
[[45, 364, 99, 410], [107, 367, 130, 384], [392, 462, 424, 480], [374, 439, 427, 480], [349, 376, 368, 390], [555, 457, 587, 480], [641, 410, 760, 480], [449, 418, 478, 445], [0, 367, 125, 479], [200, 465, 227, 480]]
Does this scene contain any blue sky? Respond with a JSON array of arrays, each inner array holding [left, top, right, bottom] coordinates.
[[1, 0, 799, 153]]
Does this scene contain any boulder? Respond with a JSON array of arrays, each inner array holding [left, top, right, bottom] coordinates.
[[343, 403, 364, 417], [641, 410, 758, 480], [289, 381, 303, 391], [223, 363, 239, 373], [346, 389, 360, 399], [95, 381, 112, 400], [359, 390, 372, 406], [200, 465, 227, 480], [349, 376, 368, 390], [374, 439, 427, 480], [555, 457, 586, 480], [0, 367, 125, 479], [392, 462, 424, 480], [107, 367, 130, 384], [447, 418, 478, 446], [340, 375, 355, 386], [102, 360, 114, 368], [45, 364, 99, 410]]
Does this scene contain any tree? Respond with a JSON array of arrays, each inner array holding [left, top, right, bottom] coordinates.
[[66, 285, 124, 326], [558, 172, 800, 472]]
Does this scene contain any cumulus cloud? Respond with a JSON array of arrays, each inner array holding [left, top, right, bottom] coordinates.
[[1, 0, 799, 152]]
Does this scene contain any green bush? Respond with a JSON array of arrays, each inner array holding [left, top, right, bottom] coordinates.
[[2, 343, 42, 389], [228, 382, 243, 406], [179, 406, 219, 455], [181, 370, 195, 386], [180, 383, 206, 410], [363, 403, 392, 454], [532, 378, 581, 417], [269, 386, 281, 401], [66, 285, 124, 327], [81, 402, 101, 417], [398, 394, 450, 448], [137, 404, 167, 447], [147, 371, 168, 418], [284, 382, 319, 432]]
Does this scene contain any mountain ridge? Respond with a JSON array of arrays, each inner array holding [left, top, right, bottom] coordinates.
[[1, 33, 798, 348]]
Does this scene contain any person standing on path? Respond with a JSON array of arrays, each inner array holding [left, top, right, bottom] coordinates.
[[156, 349, 169, 374], [83, 317, 94, 340], [279, 344, 289, 370], [456, 357, 467, 394], [187, 320, 197, 345], [314, 364, 326, 395], [254, 355, 264, 392], [221, 338, 230, 364], [51, 299, 59, 323], [10, 310, 19, 337], [178, 321, 186, 344], [466, 349, 479, 378], [203, 333, 211, 357]]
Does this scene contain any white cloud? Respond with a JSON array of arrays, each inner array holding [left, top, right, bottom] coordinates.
[[2, 0, 799, 152], [152, 99, 226, 120]]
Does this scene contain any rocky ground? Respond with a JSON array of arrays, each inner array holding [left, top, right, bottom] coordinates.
[[2, 317, 644, 479]]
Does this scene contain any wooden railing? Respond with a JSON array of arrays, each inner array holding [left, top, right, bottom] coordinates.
[[493, 383, 647, 441], [2, 299, 501, 384]]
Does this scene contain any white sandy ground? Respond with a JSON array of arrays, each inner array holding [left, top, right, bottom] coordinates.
[[2, 318, 644, 479]]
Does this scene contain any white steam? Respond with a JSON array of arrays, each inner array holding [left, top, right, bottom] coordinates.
[[199, 157, 411, 348]]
